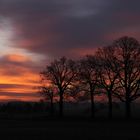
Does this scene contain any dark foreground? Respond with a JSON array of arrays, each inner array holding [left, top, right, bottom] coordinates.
[[0, 118, 140, 140]]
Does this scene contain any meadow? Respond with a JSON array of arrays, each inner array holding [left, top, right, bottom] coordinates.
[[0, 101, 140, 140], [0, 118, 140, 140]]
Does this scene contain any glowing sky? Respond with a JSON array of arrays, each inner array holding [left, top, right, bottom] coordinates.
[[0, 0, 140, 101]]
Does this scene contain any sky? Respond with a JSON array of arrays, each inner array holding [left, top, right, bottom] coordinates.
[[0, 0, 140, 102]]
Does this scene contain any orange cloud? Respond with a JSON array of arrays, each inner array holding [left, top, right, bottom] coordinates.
[[0, 73, 40, 101], [0, 53, 42, 102], [5, 54, 30, 63]]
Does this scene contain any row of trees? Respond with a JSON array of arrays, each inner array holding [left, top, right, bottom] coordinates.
[[39, 36, 140, 119]]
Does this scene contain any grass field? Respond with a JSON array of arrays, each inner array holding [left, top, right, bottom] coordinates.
[[0, 118, 140, 140]]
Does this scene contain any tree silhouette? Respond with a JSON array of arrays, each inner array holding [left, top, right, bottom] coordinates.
[[96, 47, 119, 119], [39, 85, 55, 116], [111, 36, 140, 119], [37, 36, 140, 119], [40, 57, 77, 117], [78, 55, 98, 118]]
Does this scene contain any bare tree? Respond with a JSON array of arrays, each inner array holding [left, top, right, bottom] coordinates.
[[78, 55, 98, 118], [111, 36, 140, 119], [39, 85, 55, 116], [96, 47, 119, 119], [40, 57, 77, 117]]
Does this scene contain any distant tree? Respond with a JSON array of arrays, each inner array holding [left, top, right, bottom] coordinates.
[[78, 55, 98, 118], [40, 57, 77, 117], [96, 47, 119, 119], [110, 36, 140, 119], [39, 85, 55, 116]]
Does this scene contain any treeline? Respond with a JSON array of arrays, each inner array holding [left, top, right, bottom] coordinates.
[[39, 36, 140, 119], [0, 102, 48, 114], [0, 102, 109, 116]]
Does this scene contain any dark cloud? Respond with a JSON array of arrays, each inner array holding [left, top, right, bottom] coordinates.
[[0, 92, 38, 97], [0, 0, 140, 58]]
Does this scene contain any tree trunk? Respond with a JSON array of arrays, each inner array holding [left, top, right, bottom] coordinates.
[[50, 97, 54, 116], [90, 92, 95, 118], [59, 92, 63, 117], [125, 99, 131, 119], [125, 90, 131, 119], [108, 92, 112, 119]]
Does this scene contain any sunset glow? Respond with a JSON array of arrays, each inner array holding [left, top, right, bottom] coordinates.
[[0, 0, 139, 102]]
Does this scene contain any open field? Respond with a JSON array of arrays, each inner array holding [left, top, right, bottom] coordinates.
[[0, 118, 140, 140]]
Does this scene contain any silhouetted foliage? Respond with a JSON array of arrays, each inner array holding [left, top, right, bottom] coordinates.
[[36, 36, 140, 119], [0, 102, 49, 116], [39, 85, 55, 116], [40, 57, 77, 117], [96, 47, 119, 119], [110, 36, 140, 119], [78, 55, 98, 118]]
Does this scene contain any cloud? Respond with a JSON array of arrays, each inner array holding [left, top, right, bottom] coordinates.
[[0, 0, 140, 101], [0, 0, 138, 58], [4, 54, 30, 62], [0, 53, 41, 101], [0, 0, 117, 58]]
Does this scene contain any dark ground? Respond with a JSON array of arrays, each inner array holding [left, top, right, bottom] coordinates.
[[0, 118, 140, 140]]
